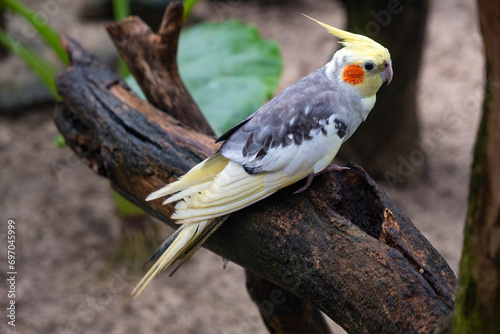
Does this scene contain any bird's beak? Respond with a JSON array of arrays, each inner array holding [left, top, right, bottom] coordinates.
[[381, 60, 393, 85]]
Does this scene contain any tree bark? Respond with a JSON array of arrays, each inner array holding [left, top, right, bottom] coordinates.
[[453, 1, 500, 333], [245, 269, 332, 334], [54, 4, 456, 333], [339, 0, 428, 185], [105, 3, 214, 136]]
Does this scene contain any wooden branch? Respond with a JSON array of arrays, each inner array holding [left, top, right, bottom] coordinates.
[[54, 6, 457, 332], [105, 2, 214, 136], [245, 269, 332, 334]]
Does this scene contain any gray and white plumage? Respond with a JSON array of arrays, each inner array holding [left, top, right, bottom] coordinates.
[[132, 18, 393, 298], [218, 63, 368, 177]]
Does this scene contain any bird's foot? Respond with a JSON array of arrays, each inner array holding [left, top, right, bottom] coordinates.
[[293, 164, 349, 194], [324, 164, 350, 173]]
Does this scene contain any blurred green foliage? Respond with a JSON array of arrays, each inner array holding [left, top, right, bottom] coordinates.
[[0, 29, 59, 97], [1, 0, 68, 64]]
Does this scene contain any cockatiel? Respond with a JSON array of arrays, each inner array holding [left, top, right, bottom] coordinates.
[[132, 16, 393, 297]]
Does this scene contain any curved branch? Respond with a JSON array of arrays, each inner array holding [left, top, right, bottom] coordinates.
[[54, 5, 456, 332], [105, 2, 214, 136]]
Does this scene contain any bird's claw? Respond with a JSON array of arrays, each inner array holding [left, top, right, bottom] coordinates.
[[294, 164, 349, 194]]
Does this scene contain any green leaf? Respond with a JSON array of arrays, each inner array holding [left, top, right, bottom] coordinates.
[[2, 0, 68, 64], [124, 20, 282, 136], [111, 190, 146, 218], [112, 0, 131, 77], [178, 20, 282, 135], [0, 29, 60, 99], [112, 0, 130, 21], [53, 134, 66, 148], [183, 0, 199, 21]]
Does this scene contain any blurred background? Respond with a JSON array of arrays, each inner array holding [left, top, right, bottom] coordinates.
[[0, 0, 483, 333]]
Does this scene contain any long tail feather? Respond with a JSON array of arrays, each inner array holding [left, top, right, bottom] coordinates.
[[168, 216, 228, 276], [131, 216, 228, 298]]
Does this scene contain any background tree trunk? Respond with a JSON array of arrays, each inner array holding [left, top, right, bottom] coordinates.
[[339, 0, 429, 185], [453, 1, 500, 333]]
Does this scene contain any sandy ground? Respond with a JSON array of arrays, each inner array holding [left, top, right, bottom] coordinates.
[[0, 0, 483, 333]]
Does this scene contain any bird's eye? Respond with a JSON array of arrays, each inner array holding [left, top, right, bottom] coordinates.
[[364, 62, 375, 71]]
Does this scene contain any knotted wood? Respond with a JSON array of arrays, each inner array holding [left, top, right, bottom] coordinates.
[[54, 4, 456, 333], [105, 2, 214, 136]]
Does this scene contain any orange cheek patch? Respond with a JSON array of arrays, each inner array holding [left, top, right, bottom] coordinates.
[[342, 64, 364, 85]]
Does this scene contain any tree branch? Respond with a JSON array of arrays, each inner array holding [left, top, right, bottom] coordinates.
[[54, 5, 456, 333], [245, 269, 333, 334], [105, 2, 214, 136]]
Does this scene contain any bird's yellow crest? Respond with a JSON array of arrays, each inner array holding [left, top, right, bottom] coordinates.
[[304, 15, 390, 63]]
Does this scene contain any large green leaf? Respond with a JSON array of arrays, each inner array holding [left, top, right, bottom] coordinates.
[[125, 20, 282, 136], [178, 20, 282, 135]]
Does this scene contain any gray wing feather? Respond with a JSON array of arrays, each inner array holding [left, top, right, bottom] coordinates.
[[219, 68, 354, 174]]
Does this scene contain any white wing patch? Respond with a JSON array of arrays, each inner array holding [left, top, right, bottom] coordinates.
[[171, 161, 273, 224], [155, 110, 346, 226], [239, 114, 345, 176]]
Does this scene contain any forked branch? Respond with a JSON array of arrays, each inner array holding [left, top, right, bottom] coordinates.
[[54, 3, 456, 333]]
